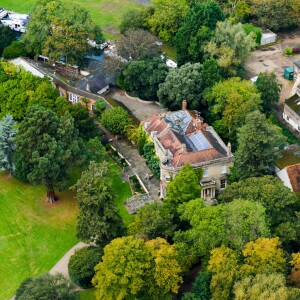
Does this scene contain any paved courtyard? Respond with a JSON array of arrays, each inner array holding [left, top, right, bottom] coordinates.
[[107, 88, 167, 122], [245, 30, 300, 102]]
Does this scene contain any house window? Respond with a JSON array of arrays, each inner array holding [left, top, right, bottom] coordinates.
[[165, 176, 170, 182], [287, 115, 290, 121], [68, 93, 80, 104], [221, 165, 227, 174], [220, 179, 226, 189], [203, 169, 208, 177]]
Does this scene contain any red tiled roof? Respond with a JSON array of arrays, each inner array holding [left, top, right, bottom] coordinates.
[[171, 148, 223, 167], [142, 110, 227, 167], [286, 163, 300, 192]]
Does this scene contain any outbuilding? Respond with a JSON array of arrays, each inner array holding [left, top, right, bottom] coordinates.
[[261, 29, 277, 46]]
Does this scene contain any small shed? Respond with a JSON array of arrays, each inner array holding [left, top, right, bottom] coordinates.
[[261, 29, 277, 46], [284, 67, 294, 80]]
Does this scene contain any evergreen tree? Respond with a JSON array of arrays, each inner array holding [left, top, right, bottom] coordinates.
[[71, 161, 123, 246], [0, 114, 18, 177], [234, 111, 286, 180], [16, 106, 80, 202]]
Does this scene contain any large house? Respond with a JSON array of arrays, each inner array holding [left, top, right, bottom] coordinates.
[[283, 60, 300, 131], [142, 100, 234, 204]]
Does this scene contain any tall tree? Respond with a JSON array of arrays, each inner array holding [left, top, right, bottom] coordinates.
[[218, 176, 300, 242], [128, 201, 176, 240], [206, 20, 256, 75], [116, 29, 161, 61], [205, 77, 261, 144], [147, 0, 189, 41], [24, 0, 103, 64], [234, 273, 297, 300], [71, 161, 123, 246], [92, 236, 182, 299], [175, 198, 269, 257], [157, 63, 203, 110], [208, 245, 240, 300], [0, 114, 18, 177], [249, 0, 300, 31], [241, 237, 286, 276], [16, 106, 80, 202], [122, 57, 169, 101], [164, 164, 201, 209], [255, 72, 281, 114], [174, 1, 224, 65], [234, 111, 286, 180]]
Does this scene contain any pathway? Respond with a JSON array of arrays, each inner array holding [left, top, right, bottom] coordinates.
[[49, 242, 87, 278]]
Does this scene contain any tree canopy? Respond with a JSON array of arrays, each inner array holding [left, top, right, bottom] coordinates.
[[16, 106, 80, 202], [147, 0, 189, 41], [129, 201, 176, 240], [100, 107, 131, 135], [164, 164, 201, 209], [0, 114, 18, 176], [205, 77, 261, 144], [255, 72, 281, 114], [71, 161, 123, 246], [24, 0, 103, 64], [122, 57, 169, 101], [15, 273, 78, 300], [174, 1, 224, 65], [206, 20, 256, 75], [158, 63, 203, 110], [234, 111, 286, 180], [174, 198, 269, 257], [92, 236, 183, 299]]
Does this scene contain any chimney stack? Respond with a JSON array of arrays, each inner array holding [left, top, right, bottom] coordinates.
[[227, 142, 231, 157], [86, 83, 91, 92], [182, 99, 187, 110]]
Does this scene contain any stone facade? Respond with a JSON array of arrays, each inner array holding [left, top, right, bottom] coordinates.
[[142, 101, 234, 204]]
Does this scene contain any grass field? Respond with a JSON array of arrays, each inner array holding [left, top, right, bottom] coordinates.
[[0, 158, 132, 299], [0, 173, 79, 300], [1, 0, 141, 39], [80, 288, 96, 300]]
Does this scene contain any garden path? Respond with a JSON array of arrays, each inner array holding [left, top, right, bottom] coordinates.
[[49, 242, 87, 278], [111, 139, 160, 199]]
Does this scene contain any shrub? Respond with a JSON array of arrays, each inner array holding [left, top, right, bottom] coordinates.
[[293, 48, 300, 54], [68, 246, 103, 288], [143, 142, 160, 179], [284, 47, 293, 55], [3, 41, 27, 59], [93, 100, 106, 116], [15, 273, 78, 300], [100, 107, 131, 135], [242, 23, 262, 46]]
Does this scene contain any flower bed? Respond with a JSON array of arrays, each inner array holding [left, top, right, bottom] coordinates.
[[106, 144, 130, 170], [129, 174, 147, 195]]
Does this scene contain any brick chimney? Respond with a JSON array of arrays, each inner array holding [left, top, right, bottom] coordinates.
[[227, 142, 231, 156], [182, 99, 187, 110]]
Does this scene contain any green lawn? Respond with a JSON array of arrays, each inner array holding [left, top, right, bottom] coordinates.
[[80, 288, 96, 300], [1, 0, 141, 39], [110, 163, 134, 226], [0, 172, 79, 300]]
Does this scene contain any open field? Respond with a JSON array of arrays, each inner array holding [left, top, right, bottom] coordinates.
[[1, 0, 141, 39], [0, 158, 132, 299], [0, 172, 79, 300]]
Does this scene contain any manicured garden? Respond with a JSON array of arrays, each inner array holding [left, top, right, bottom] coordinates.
[[1, 0, 141, 39]]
